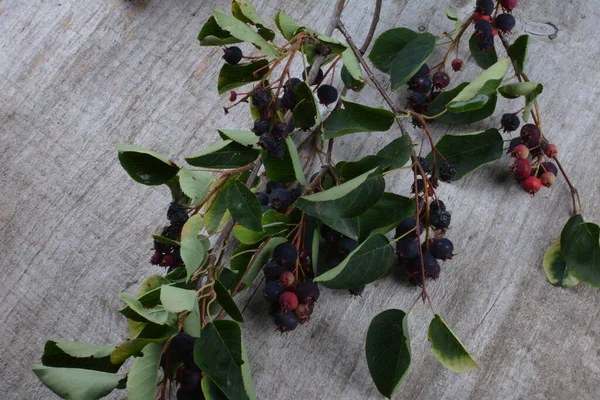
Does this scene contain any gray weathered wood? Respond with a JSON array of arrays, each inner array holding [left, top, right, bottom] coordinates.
[[1, 0, 599, 399]]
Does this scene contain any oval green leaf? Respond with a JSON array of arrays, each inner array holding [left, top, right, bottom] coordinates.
[[469, 33, 498, 69], [428, 314, 480, 373], [32, 365, 125, 400], [543, 238, 580, 288], [274, 11, 301, 40], [213, 9, 278, 58], [217, 60, 270, 94], [178, 168, 213, 206], [425, 83, 497, 124], [561, 215, 600, 287], [127, 342, 162, 400], [389, 33, 436, 90], [214, 280, 244, 322], [198, 16, 241, 46], [41, 341, 120, 373], [186, 140, 259, 169], [369, 28, 418, 72], [498, 82, 543, 99], [227, 181, 263, 232], [160, 285, 198, 313], [117, 144, 179, 186], [508, 34, 529, 75], [323, 97, 395, 139]]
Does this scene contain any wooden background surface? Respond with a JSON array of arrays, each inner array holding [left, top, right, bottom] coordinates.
[[1, 0, 599, 399]]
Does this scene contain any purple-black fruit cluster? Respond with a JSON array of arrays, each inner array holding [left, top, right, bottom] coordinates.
[[255, 181, 299, 213], [151, 202, 188, 269], [472, 0, 496, 51], [405, 64, 452, 121], [319, 225, 364, 295], [168, 333, 205, 400]]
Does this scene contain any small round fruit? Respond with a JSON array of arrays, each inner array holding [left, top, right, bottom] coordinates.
[[477, 32, 495, 50], [278, 271, 295, 288], [520, 124, 541, 145], [409, 253, 440, 279], [474, 20, 493, 34], [317, 84, 339, 106], [417, 156, 431, 174], [430, 199, 446, 212], [263, 259, 286, 281], [258, 133, 285, 158], [510, 144, 530, 159], [430, 209, 451, 230], [495, 13, 516, 32], [171, 333, 196, 366], [278, 291, 299, 311], [253, 119, 269, 135], [396, 217, 425, 239], [521, 176, 542, 195], [273, 310, 299, 332], [429, 238, 454, 260], [272, 242, 298, 270], [432, 71, 450, 89], [540, 171, 556, 188], [255, 192, 269, 205], [540, 161, 558, 176], [451, 58, 464, 71], [302, 66, 324, 85], [263, 281, 284, 304], [280, 91, 298, 110], [222, 46, 243, 65], [269, 188, 293, 213], [284, 78, 301, 92], [150, 251, 162, 265], [266, 181, 287, 193], [295, 279, 320, 304], [270, 122, 290, 140], [251, 88, 272, 107], [415, 63, 430, 77], [512, 158, 532, 180], [294, 303, 312, 323], [161, 253, 176, 267], [439, 162, 457, 182], [501, 113, 521, 132], [544, 143, 559, 158], [501, 0, 518, 12], [396, 239, 420, 260], [229, 90, 237, 102], [408, 76, 432, 93], [476, 0, 495, 15]]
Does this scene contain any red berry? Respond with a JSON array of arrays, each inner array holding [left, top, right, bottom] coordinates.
[[511, 159, 532, 180], [279, 291, 299, 311], [520, 124, 541, 145], [500, 0, 518, 12], [473, 11, 491, 21], [451, 58, 464, 72], [544, 144, 559, 158], [150, 251, 162, 265], [294, 303, 313, 324], [278, 271, 295, 288], [510, 144, 530, 159], [432, 72, 450, 89], [540, 172, 556, 188], [521, 176, 542, 195], [161, 253, 176, 267], [229, 91, 237, 102]]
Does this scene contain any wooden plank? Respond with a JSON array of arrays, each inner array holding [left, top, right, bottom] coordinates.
[[1, 0, 599, 399]]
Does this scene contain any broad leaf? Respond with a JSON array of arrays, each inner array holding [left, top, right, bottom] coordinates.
[[214, 280, 244, 322], [111, 324, 178, 364], [41, 341, 120, 373], [425, 83, 497, 124], [292, 82, 319, 129], [389, 33, 436, 89], [227, 181, 263, 232], [205, 178, 235, 234], [323, 97, 395, 139], [186, 140, 259, 169], [336, 156, 387, 181], [184, 300, 202, 338], [217, 60, 270, 94], [126, 342, 162, 400], [194, 321, 255, 400], [294, 168, 385, 220], [498, 82, 543, 99], [202, 376, 228, 400], [561, 215, 600, 287], [369, 28, 418, 72], [178, 168, 213, 206], [341, 48, 365, 91], [446, 57, 509, 112], [261, 142, 296, 183], [119, 293, 177, 326], [198, 16, 241, 46], [233, 209, 290, 245], [287, 137, 307, 185], [508, 35, 529, 75], [428, 314, 480, 373], [426, 129, 504, 181], [218, 129, 261, 149], [32, 365, 125, 400], [543, 238, 580, 288], [274, 11, 301, 41], [314, 234, 394, 289], [181, 215, 208, 281], [213, 10, 278, 58], [445, 8, 458, 21], [376, 135, 414, 170], [469, 33, 498, 69], [160, 285, 198, 313], [365, 309, 411, 399], [231, 0, 275, 41], [117, 144, 179, 186]]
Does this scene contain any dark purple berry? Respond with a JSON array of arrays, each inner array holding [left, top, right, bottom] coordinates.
[[408, 253, 440, 281], [176, 388, 204, 400], [253, 119, 269, 135], [408, 76, 432, 93], [273, 310, 299, 332], [171, 333, 196, 366], [284, 78, 301, 92], [280, 91, 298, 110], [501, 113, 521, 132], [508, 137, 522, 154], [269, 188, 293, 213], [348, 285, 365, 296], [258, 133, 285, 158], [263, 281, 284, 304], [430, 209, 451, 229], [262, 205, 271, 212], [321, 224, 342, 245], [430, 199, 446, 212], [289, 187, 301, 202], [272, 242, 298, 270], [520, 124, 541, 145], [179, 367, 201, 391], [415, 63, 430, 77], [161, 253, 176, 267], [408, 91, 428, 107], [477, 32, 495, 50], [396, 217, 425, 239], [167, 202, 189, 225], [266, 181, 287, 193], [271, 122, 290, 140], [255, 192, 269, 205], [495, 13, 516, 32], [439, 162, 457, 182], [263, 259, 286, 281], [317, 84, 338, 106], [222, 46, 243, 65], [476, 0, 495, 15], [396, 239, 420, 260], [302, 66, 324, 85], [429, 238, 454, 260], [539, 162, 558, 176], [474, 20, 493, 34], [432, 72, 450, 89], [339, 237, 358, 254], [251, 88, 272, 108], [295, 279, 320, 304]]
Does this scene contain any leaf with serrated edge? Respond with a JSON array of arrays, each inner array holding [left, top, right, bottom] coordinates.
[[561, 215, 600, 287], [508, 35, 529, 75], [213, 10, 278, 58], [217, 61, 270, 94], [543, 238, 580, 288], [32, 365, 125, 400], [227, 181, 263, 232], [428, 314, 480, 373], [498, 82, 543, 99], [198, 16, 241, 46], [218, 129, 260, 149], [390, 33, 436, 89], [126, 342, 162, 400], [274, 11, 301, 40], [178, 169, 212, 206]]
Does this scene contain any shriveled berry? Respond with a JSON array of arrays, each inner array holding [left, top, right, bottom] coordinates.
[[294, 303, 312, 323], [348, 286, 365, 296], [278, 271, 295, 288], [266, 181, 287, 193], [222, 46, 243, 65], [150, 251, 162, 265], [451, 58, 464, 71], [501, 0, 518, 12], [251, 88, 272, 108], [510, 144, 530, 159], [264, 281, 284, 304], [273, 311, 299, 332], [540, 172, 556, 187], [272, 242, 298, 270], [430, 209, 451, 229], [278, 291, 299, 311], [512, 158, 532, 179], [253, 119, 269, 135], [302, 66, 324, 85], [396, 239, 420, 260], [271, 123, 290, 140], [476, 0, 495, 15], [521, 176, 542, 195], [520, 124, 541, 145], [429, 238, 454, 260], [501, 113, 521, 132], [263, 259, 286, 281], [439, 162, 457, 182], [229, 91, 237, 102], [317, 84, 339, 106], [295, 279, 320, 304], [298, 250, 313, 277], [408, 92, 428, 107], [258, 133, 285, 158], [544, 143, 559, 158], [339, 237, 358, 254], [540, 161, 558, 176], [396, 217, 425, 239], [495, 13, 516, 32], [432, 72, 450, 89], [408, 76, 432, 93], [416, 156, 431, 175]]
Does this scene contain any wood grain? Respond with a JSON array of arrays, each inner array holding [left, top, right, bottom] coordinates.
[[1, 0, 599, 399]]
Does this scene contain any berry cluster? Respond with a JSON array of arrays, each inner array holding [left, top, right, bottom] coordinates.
[[169, 333, 205, 400], [255, 180, 300, 214], [150, 202, 189, 269], [503, 114, 559, 195], [262, 243, 319, 332], [319, 225, 364, 295], [405, 64, 452, 118], [472, 0, 518, 51]]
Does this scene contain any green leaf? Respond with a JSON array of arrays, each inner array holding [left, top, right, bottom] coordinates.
[[274, 11, 301, 41], [194, 321, 255, 400], [218, 129, 260, 149], [425, 83, 497, 124], [111, 325, 178, 365], [341, 48, 365, 91], [508, 35, 529, 75], [469, 33, 498, 69], [126, 342, 162, 400], [181, 215, 208, 281], [365, 309, 410, 399], [232, 209, 289, 244], [322, 193, 416, 241], [217, 60, 270, 94], [498, 82, 543, 99], [213, 10, 279, 58], [198, 16, 241, 46], [160, 285, 198, 313], [292, 82, 319, 129], [165, 175, 190, 205], [117, 144, 179, 186], [428, 314, 480, 373], [376, 135, 414, 170], [336, 156, 388, 181], [119, 294, 177, 326], [389, 32, 436, 89], [561, 215, 600, 287], [227, 181, 263, 232], [151, 234, 180, 247], [231, 0, 275, 41], [261, 142, 296, 183], [323, 97, 395, 139], [295, 168, 385, 220], [184, 300, 202, 338], [204, 178, 234, 234], [447, 57, 509, 112], [286, 137, 307, 185], [314, 234, 394, 288], [543, 238, 580, 288], [202, 376, 228, 400], [369, 28, 418, 72], [445, 8, 458, 20], [214, 280, 244, 322], [32, 365, 125, 400], [426, 129, 504, 181], [186, 140, 259, 169], [178, 168, 213, 206], [41, 341, 120, 373]]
